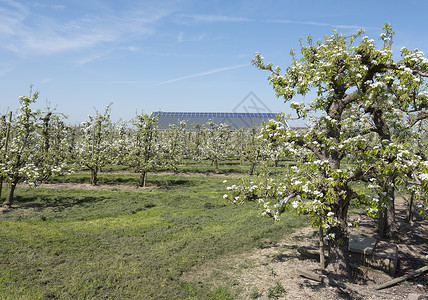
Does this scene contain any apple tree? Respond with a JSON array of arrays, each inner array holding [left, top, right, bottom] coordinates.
[[225, 24, 428, 276], [127, 112, 161, 187], [1, 91, 64, 207], [202, 121, 231, 173], [77, 104, 114, 185]]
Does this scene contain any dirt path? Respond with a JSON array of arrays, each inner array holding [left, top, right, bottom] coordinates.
[[181, 197, 428, 299]]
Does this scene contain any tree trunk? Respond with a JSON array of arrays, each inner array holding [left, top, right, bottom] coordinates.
[[0, 176, 3, 202], [214, 160, 219, 174], [378, 209, 387, 238], [328, 194, 351, 276], [138, 171, 147, 187], [386, 201, 398, 236], [90, 169, 98, 186], [328, 224, 350, 276], [248, 162, 256, 175], [378, 180, 398, 238], [2, 182, 17, 208]]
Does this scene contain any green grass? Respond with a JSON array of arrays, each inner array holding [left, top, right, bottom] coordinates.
[[50, 164, 290, 187], [0, 174, 307, 299], [73, 158, 295, 177]]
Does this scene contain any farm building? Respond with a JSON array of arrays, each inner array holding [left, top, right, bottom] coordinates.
[[152, 111, 287, 129]]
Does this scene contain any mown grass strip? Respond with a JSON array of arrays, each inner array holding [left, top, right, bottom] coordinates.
[[0, 174, 306, 299]]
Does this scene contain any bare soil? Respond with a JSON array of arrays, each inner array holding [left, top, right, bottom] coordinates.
[[181, 197, 428, 299]]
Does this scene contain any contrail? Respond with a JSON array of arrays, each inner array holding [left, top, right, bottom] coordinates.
[[157, 63, 249, 85]]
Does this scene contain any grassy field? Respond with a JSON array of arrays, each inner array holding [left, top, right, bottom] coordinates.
[[0, 172, 307, 299]]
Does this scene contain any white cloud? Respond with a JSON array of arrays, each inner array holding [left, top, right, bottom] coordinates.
[[0, 0, 173, 55], [0, 0, 28, 35], [0, 66, 13, 76], [124, 45, 139, 52], [177, 31, 207, 43], [31, 2, 65, 10]]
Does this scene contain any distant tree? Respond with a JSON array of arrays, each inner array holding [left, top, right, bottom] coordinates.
[[259, 113, 290, 168], [232, 127, 266, 175], [225, 24, 428, 276], [161, 120, 188, 170], [112, 119, 131, 166], [77, 104, 114, 185], [189, 124, 205, 162], [35, 109, 69, 180], [202, 121, 231, 173], [127, 112, 161, 187]]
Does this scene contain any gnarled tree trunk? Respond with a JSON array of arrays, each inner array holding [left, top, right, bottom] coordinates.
[[328, 195, 351, 276], [378, 179, 398, 238]]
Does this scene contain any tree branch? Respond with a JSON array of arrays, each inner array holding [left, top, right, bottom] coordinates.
[[410, 110, 428, 126], [342, 91, 358, 106], [385, 63, 428, 77]]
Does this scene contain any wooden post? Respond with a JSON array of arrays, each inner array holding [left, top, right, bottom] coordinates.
[[0, 111, 12, 201], [406, 192, 414, 223], [374, 265, 428, 290], [320, 226, 326, 269]]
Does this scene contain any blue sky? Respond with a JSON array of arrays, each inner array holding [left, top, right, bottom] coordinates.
[[0, 0, 427, 124]]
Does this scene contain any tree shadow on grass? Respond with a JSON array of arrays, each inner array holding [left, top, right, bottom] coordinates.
[[9, 194, 106, 211], [150, 178, 196, 189]]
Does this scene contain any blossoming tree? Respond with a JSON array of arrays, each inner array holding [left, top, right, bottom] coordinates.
[[225, 24, 428, 276], [160, 120, 188, 170], [202, 121, 232, 173], [1, 91, 64, 207], [127, 112, 162, 187], [77, 104, 115, 185], [232, 127, 268, 175]]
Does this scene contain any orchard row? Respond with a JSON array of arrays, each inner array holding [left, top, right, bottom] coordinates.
[[0, 93, 288, 207]]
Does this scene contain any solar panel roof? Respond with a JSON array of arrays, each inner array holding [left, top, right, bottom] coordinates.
[[152, 112, 277, 118]]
